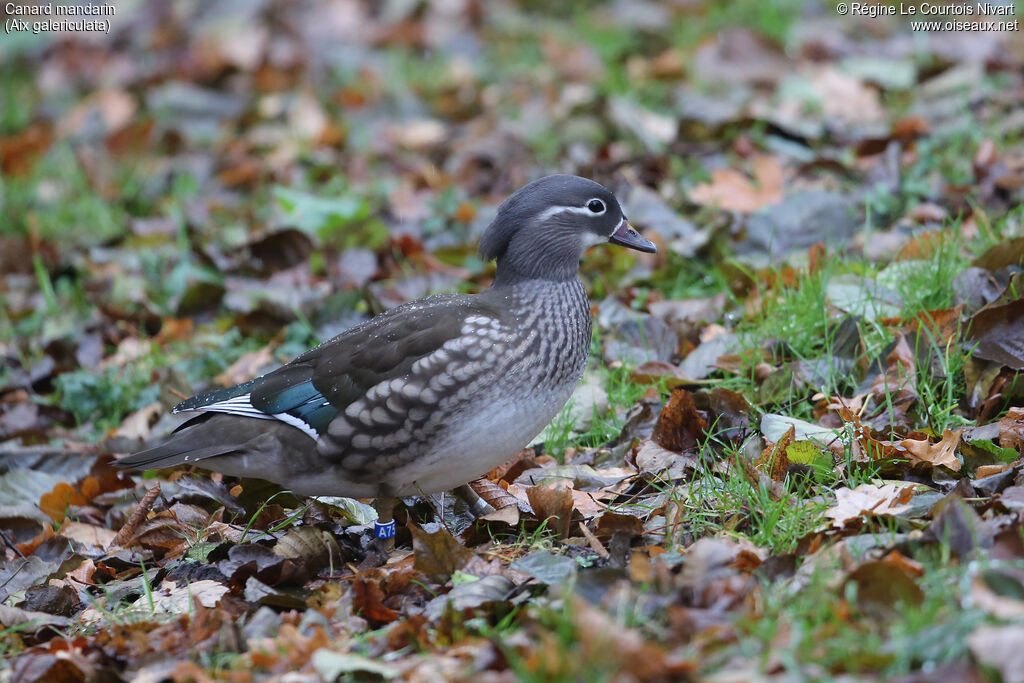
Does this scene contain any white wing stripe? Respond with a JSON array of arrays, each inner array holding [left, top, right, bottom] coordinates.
[[175, 394, 319, 441]]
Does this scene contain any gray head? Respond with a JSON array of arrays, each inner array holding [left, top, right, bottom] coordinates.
[[479, 175, 656, 285]]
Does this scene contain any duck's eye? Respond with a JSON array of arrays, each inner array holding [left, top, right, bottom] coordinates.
[[587, 199, 606, 214]]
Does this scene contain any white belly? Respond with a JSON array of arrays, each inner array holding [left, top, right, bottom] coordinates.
[[388, 384, 574, 495]]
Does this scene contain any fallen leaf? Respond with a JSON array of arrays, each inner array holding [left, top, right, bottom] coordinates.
[[39, 483, 87, 523], [925, 496, 991, 558], [965, 298, 1024, 370], [510, 551, 576, 585], [113, 402, 163, 441], [526, 483, 575, 539], [689, 155, 784, 213], [274, 527, 343, 574], [351, 576, 399, 625], [0, 122, 53, 175], [410, 524, 474, 582], [424, 574, 515, 620], [998, 407, 1024, 451], [899, 429, 963, 472], [633, 439, 698, 481], [826, 483, 915, 528], [967, 624, 1024, 683], [845, 560, 924, 612], [651, 389, 707, 453], [58, 521, 116, 550], [759, 425, 795, 481]]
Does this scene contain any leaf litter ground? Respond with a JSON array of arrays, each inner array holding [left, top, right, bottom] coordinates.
[[2, 0, 1024, 680]]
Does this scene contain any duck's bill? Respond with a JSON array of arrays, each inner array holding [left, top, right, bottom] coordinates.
[[608, 219, 657, 253]]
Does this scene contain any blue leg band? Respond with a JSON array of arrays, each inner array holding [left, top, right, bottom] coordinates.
[[374, 520, 396, 539]]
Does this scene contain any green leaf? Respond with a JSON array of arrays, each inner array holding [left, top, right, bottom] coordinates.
[[965, 438, 1019, 464], [310, 496, 378, 526], [451, 570, 480, 587], [272, 186, 374, 245]]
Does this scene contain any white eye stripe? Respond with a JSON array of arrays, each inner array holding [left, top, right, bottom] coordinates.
[[535, 201, 607, 221]]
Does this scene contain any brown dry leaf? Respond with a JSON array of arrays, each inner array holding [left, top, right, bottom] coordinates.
[[977, 463, 1011, 478], [594, 512, 644, 542], [289, 90, 328, 141], [568, 488, 613, 519], [633, 439, 698, 481], [758, 425, 795, 482], [969, 571, 1024, 619], [526, 482, 575, 539], [15, 524, 55, 557], [113, 402, 163, 441], [929, 497, 991, 561], [628, 548, 654, 583], [386, 613, 431, 651], [217, 157, 263, 188], [691, 27, 789, 87], [410, 524, 474, 582], [10, 652, 87, 683], [651, 388, 708, 453], [998, 408, 1024, 451], [903, 306, 963, 345], [892, 115, 930, 141], [899, 429, 963, 472], [64, 560, 96, 590], [480, 504, 520, 526], [468, 477, 519, 515], [214, 343, 277, 387], [58, 521, 117, 550], [881, 549, 925, 578], [965, 298, 1024, 371], [676, 536, 756, 608], [973, 236, 1024, 271], [352, 575, 400, 625], [273, 527, 342, 575], [630, 360, 692, 387], [471, 475, 520, 524], [0, 122, 53, 175], [688, 155, 784, 213], [826, 483, 915, 528], [569, 599, 676, 680], [845, 559, 924, 610], [869, 334, 917, 400]]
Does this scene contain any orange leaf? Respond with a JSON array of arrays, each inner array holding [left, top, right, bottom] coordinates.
[[352, 576, 399, 625], [40, 482, 87, 522], [79, 476, 100, 501]]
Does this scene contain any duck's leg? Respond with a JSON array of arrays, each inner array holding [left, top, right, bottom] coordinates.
[[454, 482, 496, 517], [372, 490, 397, 551]]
